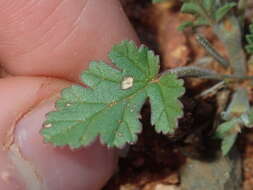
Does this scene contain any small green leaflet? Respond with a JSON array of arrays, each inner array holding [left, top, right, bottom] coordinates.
[[222, 88, 250, 121], [215, 88, 250, 155], [246, 24, 253, 54], [180, 2, 203, 15], [214, 2, 237, 22], [152, 0, 168, 3], [41, 41, 185, 148], [179, 1, 237, 30], [178, 21, 194, 31], [239, 108, 253, 128], [247, 108, 253, 126], [214, 119, 240, 156], [203, 0, 214, 11]]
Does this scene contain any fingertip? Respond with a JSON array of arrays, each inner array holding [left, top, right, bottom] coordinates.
[[0, 0, 139, 82], [0, 77, 117, 189], [14, 99, 117, 190]]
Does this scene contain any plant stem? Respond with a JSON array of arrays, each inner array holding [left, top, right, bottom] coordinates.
[[193, 0, 247, 75], [163, 66, 218, 78], [163, 66, 253, 81], [212, 1, 247, 76], [204, 74, 253, 80], [196, 81, 225, 98], [196, 34, 229, 68]]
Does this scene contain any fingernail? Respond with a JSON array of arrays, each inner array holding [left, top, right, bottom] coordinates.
[[14, 99, 118, 190]]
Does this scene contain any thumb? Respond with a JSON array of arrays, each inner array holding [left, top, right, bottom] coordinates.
[[0, 77, 117, 190]]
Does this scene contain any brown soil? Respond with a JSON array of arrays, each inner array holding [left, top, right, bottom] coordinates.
[[103, 1, 253, 189]]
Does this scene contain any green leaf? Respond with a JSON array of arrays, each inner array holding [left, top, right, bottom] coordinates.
[[203, 0, 215, 11], [41, 41, 185, 148], [193, 17, 209, 26], [246, 45, 253, 53], [214, 119, 240, 155], [214, 2, 237, 22], [152, 0, 167, 3], [180, 3, 203, 15], [108, 41, 159, 81], [147, 74, 184, 133], [241, 108, 253, 128], [215, 119, 239, 138], [178, 17, 209, 31], [178, 21, 194, 31], [222, 88, 250, 120], [247, 35, 253, 44], [250, 24, 253, 33], [246, 24, 253, 54], [221, 133, 237, 156], [216, 87, 250, 155], [248, 108, 253, 125]]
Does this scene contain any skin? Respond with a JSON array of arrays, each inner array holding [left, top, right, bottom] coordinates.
[[0, 0, 139, 189]]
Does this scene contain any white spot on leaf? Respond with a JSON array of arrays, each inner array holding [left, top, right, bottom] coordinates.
[[121, 77, 134, 90], [44, 123, 52, 128]]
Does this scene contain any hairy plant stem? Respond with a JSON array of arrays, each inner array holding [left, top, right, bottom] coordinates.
[[196, 81, 225, 98], [192, 0, 247, 75], [195, 34, 229, 68], [212, 1, 247, 75], [163, 66, 253, 81], [164, 66, 217, 78]]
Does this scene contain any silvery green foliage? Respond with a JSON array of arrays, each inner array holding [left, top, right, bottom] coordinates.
[[179, 0, 237, 30]]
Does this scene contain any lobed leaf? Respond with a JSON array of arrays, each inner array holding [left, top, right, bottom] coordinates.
[[41, 41, 185, 148], [214, 2, 237, 22], [147, 74, 184, 134]]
